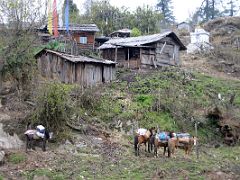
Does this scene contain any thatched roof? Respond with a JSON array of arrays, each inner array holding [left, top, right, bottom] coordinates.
[[98, 31, 186, 50], [35, 49, 116, 65]]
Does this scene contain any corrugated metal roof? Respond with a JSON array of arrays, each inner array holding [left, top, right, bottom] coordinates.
[[39, 24, 99, 32], [35, 49, 116, 65], [109, 28, 131, 35], [98, 31, 186, 50], [58, 24, 99, 32]]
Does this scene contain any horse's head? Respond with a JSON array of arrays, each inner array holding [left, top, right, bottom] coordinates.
[[44, 130, 53, 140], [169, 131, 175, 138], [149, 127, 156, 137]]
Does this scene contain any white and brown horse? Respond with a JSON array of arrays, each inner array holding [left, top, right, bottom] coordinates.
[[134, 127, 155, 156]]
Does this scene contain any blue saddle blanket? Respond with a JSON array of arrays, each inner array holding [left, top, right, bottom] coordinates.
[[158, 132, 170, 141], [176, 133, 190, 138]]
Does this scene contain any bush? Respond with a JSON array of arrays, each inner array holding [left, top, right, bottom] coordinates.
[[31, 83, 74, 134], [131, 28, 141, 37]]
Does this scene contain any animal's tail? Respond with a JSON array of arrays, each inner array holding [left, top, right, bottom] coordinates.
[[134, 135, 138, 152]]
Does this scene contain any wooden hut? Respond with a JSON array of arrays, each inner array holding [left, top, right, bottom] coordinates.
[[38, 24, 99, 51], [35, 49, 116, 87], [98, 31, 186, 68]]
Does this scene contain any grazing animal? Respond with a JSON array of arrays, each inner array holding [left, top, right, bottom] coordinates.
[[152, 131, 175, 157], [24, 123, 51, 152], [134, 127, 155, 156]]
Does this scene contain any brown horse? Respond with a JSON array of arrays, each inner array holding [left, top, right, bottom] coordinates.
[[152, 132, 175, 157], [134, 127, 155, 156], [167, 137, 179, 158], [176, 137, 197, 156]]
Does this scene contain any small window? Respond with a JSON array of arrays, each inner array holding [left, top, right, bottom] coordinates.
[[80, 37, 87, 44]]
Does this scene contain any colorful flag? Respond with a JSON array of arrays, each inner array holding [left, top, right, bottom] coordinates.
[[47, 0, 53, 35], [53, 0, 59, 37], [65, 0, 69, 34]]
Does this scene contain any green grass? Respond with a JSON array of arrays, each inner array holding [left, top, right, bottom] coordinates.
[[8, 153, 26, 164], [25, 169, 66, 180], [78, 69, 240, 142], [18, 144, 240, 179]]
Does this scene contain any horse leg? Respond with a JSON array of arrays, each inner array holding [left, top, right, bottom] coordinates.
[[147, 141, 151, 153], [137, 143, 140, 156], [163, 146, 166, 156], [134, 136, 139, 156], [144, 142, 147, 152], [167, 147, 171, 158], [42, 139, 46, 152], [154, 145, 158, 157], [25, 135, 29, 152], [31, 139, 36, 150]]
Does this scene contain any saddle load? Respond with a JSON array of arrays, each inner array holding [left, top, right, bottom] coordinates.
[[136, 128, 147, 136], [156, 132, 170, 142], [24, 125, 46, 139]]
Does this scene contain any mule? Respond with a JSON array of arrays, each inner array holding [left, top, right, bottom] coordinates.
[[176, 136, 196, 156], [167, 137, 179, 158], [24, 124, 51, 152], [152, 131, 175, 157], [134, 127, 155, 156]]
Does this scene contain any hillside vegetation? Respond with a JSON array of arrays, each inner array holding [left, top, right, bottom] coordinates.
[[1, 67, 240, 179], [28, 67, 240, 143]]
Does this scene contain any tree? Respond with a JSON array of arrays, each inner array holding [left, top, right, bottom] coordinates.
[[0, 0, 45, 97], [131, 28, 141, 37], [197, 0, 221, 22], [62, 0, 80, 24], [134, 5, 162, 34], [156, 0, 175, 25], [224, 0, 239, 16]]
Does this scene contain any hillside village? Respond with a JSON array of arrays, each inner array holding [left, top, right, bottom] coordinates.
[[0, 0, 240, 179]]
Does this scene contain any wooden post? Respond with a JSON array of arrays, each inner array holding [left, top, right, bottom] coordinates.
[[139, 48, 142, 70], [128, 48, 130, 68], [114, 46, 118, 62], [195, 122, 199, 159]]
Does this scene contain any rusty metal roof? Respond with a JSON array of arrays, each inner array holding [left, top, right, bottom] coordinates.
[[98, 31, 186, 50], [35, 49, 116, 65]]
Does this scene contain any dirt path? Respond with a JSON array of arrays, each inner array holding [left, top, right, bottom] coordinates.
[[181, 54, 240, 81]]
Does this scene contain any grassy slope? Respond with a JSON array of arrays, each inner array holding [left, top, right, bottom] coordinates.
[[3, 67, 240, 179], [86, 68, 240, 142]]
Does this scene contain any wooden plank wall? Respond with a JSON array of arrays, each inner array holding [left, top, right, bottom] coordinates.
[[157, 37, 180, 65], [38, 52, 115, 87], [103, 66, 116, 82], [141, 49, 155, 66]]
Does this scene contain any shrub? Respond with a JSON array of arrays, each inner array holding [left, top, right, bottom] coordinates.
[[31, 83, 74, 134]]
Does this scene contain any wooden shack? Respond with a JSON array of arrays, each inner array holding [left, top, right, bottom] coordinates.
[[35, 49, 116, 87], [38, 24, 99, 51], [98, 31, 186, 68]]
